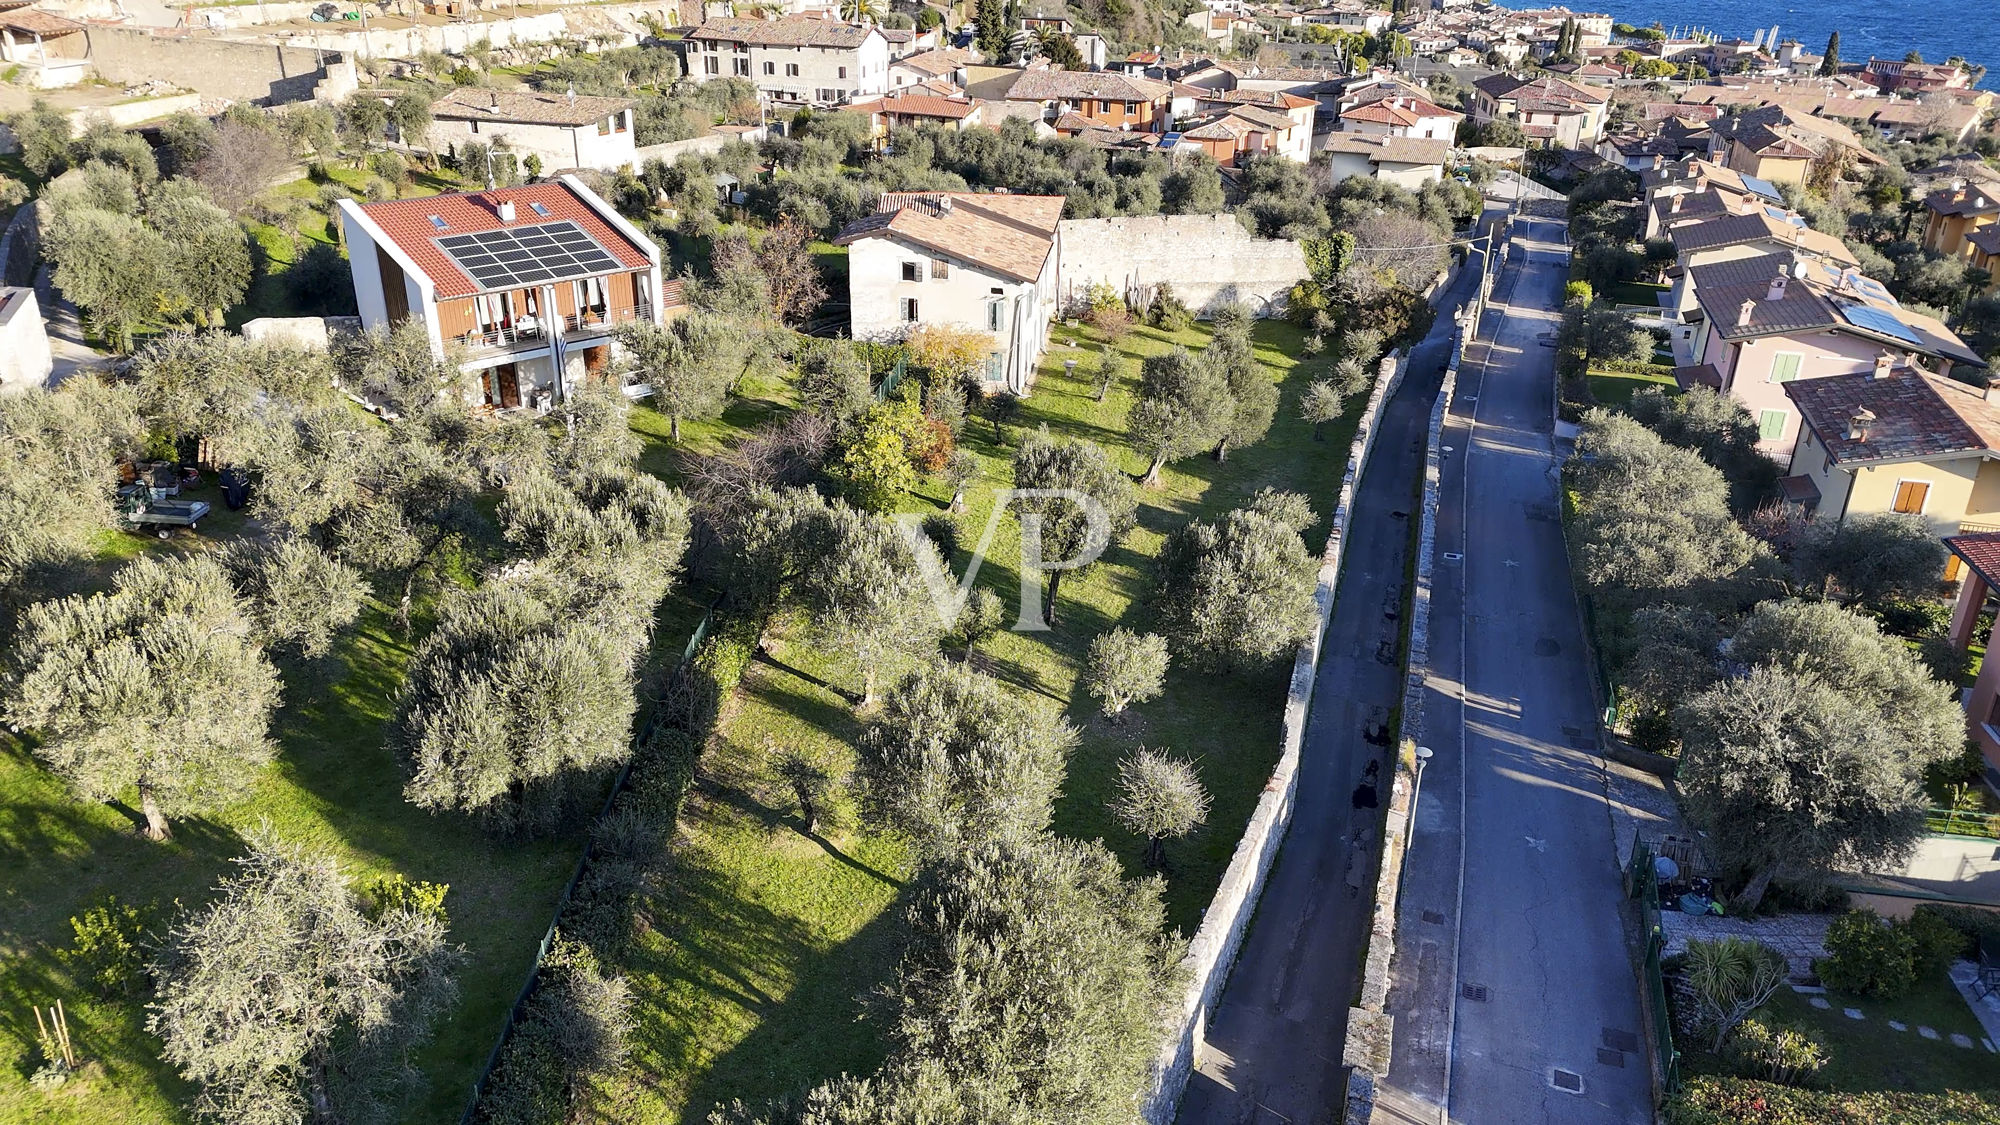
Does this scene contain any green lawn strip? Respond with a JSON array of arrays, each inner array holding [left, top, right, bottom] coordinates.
[[0, 598, 585, 1124], [603, 317, 1361, 1121], [1585, 367, 1679, 412], [607, 635, 910, 1122], [1683, 973, 1999, 1099], [1604, 279, 1669, 308]]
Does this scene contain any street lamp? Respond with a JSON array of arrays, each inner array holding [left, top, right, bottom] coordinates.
[[1406, 746, 1434, 850]]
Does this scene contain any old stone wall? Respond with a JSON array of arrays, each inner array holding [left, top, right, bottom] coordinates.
[[82, 26, 341, 103], [1055, 213, 1310, 317]]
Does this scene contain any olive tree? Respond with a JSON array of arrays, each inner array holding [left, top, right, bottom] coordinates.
[[800, 502, 945, 705], [1299, 378, 1345, 441], [857, 663, 1078, 857], [1084, 628, 1169, 718], [1113, 747, 1210, 869], [1127, 347, 1231, 486], [6, 555, 280, 840], [1790, 512, 1947, 607], [616, 312, 741, 442], [1011, 427, 1137, 626], [222, 539, 369, 661], [0, 380, 144, 593], [1154, 489, 1321, 671], [1202, 312, 1277, 461], [149, 834, 460, 1125]]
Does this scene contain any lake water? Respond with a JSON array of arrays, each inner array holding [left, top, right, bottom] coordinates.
[[1521, 0, 1995, 81]]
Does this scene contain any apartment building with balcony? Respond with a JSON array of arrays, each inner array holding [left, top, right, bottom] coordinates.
[[337, 177, 664, 413]]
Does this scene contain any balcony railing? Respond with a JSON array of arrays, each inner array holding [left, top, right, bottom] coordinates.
[[454, 304, 654, 354]]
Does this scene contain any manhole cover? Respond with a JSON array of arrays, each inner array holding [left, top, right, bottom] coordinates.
[[1461, 983, 1489, 1002], [1596, 1047, 1625, 1067], [1533, 637, 1560, 656], [1442, 551, 1463, 561], [1603, 1028, 1641, 1053], [1422, 910, 1445, 925], [1550, 1069, 1584, 1093]]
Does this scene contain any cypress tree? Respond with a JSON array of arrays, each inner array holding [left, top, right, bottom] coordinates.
[[1819, 30, 1840, 75]]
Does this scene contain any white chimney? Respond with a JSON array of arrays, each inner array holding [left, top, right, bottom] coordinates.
[[1766, 271, 1788, 301], [1848, 407, 1875, 440], [1671, 193, 1684, 213], [1985, 378, 2000, 405], [497, 198, 516, 223], [1872, 351, 1894, 379], [1737, 298, 1757, 328]]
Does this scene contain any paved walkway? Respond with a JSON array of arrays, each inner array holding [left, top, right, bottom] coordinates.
[[1660, 912, 1830, 977], [1174, 211, 1499, 1125]]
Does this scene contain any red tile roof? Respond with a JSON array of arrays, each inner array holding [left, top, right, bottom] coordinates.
[[1946, 531, 2000, 589], [357, 182, 650, 300]]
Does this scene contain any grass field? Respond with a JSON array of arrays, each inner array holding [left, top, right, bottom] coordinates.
[[603, 314, 1365, 1121], [1587, 366, 1679, 411]]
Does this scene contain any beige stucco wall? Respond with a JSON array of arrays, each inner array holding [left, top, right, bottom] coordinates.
[[430, 111, 637, 174], [1702, 325, 1908, 456], [1845, 457, 1982, 537], [848, 235, 1036, 389]]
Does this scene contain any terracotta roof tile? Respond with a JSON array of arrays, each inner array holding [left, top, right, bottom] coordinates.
[[0, 9, 82, 34], [1785, 368, 2000, 464], [1004, 68, 1170, 103], [1317, 131, 1449, 165], [686, 16, 878, 48], [845, 92, 978, 120], [834, 192, 1064, 282], [433, 87, 635, 128], [356, 181, 650, 300], [1946, 531, 2000, 588]]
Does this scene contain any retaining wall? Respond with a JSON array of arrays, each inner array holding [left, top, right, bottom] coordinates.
[[83, 25, 342, 103], [1139, 347, 1410, 1124], [1056, 213, 1310, 318], [1341, 315, 1466, 1123], [633, 127, 768, 167]]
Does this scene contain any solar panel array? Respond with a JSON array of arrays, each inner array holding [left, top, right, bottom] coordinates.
[[435, 220, 621, 291], [1837, 302, 1922, 347]]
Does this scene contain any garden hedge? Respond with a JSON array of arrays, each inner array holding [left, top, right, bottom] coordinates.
[[1667, 1077, 2000, 1125]]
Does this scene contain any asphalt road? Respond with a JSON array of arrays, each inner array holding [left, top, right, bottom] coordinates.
[[1375, 212, 1652, 1125], [1175, 213, 1498, 1125]]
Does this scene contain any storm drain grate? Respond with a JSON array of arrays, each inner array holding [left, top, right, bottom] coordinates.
[[1550, 1069, 1584, 1094], [1603, 1028, 1641, 1053], [1596, 1048, 1625, 1067], [1461, 983, 1489, 1002], [1422, 910, 1445, 925]]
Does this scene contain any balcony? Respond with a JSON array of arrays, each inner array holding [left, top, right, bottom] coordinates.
[[453, 304, 653, 355]]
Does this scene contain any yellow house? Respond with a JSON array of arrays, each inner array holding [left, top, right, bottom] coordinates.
[[1968, 227, 2000, 297], [1922, 182, 2000, 260], [1782, 363, 2000, 542]]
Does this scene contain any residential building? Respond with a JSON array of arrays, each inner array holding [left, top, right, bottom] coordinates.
[[1001, 68, 1172, 131], [1781, 364, 2000, 539], [1922, 182, 2000, 261], [1664, 204, 1862, 312], [1317, 132, 1450, 188], [337, 178, 665, 413], [1941, 532, 2000, 782], [1862, 56, 1973, 94], [1179, 88, 1316, 160], [0, 286, 52, 393], [1471, 73, 1608, 148], [1969, 229, 2000, 300], [681, 17, 889, 107], [1679, 253, 1984, 456], [1713, 103, 1882, 187], [889, 46, 973, 90], [0, 0, 87, 88], [835, 191, 1065, 393], [428, 89, 638, 175], [1545, 60, 1623, 85], [1186, 7, 1259, 46], [1335, 82, 1464, 141], [843, 92, 985, 142], [1299, 2, 1393, 35]]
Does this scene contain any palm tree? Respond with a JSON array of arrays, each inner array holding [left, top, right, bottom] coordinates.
[[839, 0, 881, 22]]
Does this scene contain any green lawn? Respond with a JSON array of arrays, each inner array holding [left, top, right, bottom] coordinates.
[[1605, 279, 1669, 308], [601, 315, 1365, 1121], [1684, 972, 2000, 1099], [1587, 366, 1680, 411]]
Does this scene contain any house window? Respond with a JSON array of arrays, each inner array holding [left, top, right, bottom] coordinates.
[[902, 261, 922, 282], [988, 300, 1003, 331], [598, 116, 611, 135], [1125, 100, 1140, 114], [1757, 409, 1786, 442], [787, 62, 799, 76], [704, 56, 719, 75], [987, 352, 1002, 381], [1893, 479, 1931, 514], [839, 66, 848, 79], [614, 112, 627, 134], [764, 61, 775, 75], [930, 258, 949, 279], [733, 57, 751, 77], [470, 119, 480, 134], [1767, 351, 1802, 383], [901, 297, 920, 322]]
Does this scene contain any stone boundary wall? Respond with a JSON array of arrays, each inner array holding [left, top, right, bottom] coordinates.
[[1056, 214, 1310, 319], [83, 26, 341, 103], [1139, 347, 1409, 1124], [632, 126, 768, 168], [1341, 317, 1465, 1123], [0, 202, 41, 288]]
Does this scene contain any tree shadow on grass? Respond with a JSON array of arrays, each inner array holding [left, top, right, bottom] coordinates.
[[752, 650, 860, 707]]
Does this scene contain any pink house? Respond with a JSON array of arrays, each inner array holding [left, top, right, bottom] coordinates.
[[1678, 252, 1985, 458], [1943, 531, 2000, 787]]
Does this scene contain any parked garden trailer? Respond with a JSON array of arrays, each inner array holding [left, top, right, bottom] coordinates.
[[123, 496, 211, 539]]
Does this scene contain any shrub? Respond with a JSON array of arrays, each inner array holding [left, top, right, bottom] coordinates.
[[920, 512, 959, 561], [1683, 937, 1787, 1051], [1902, 906, 1976, 971], [1147, 283, 1193, 331], [59, 896, 159, 997], [1666, 1076, 2000, 1125], [1814, 908, 1917, 998], [1910, 902, 2000, 958], [1723, 1019, 1826, 1087], [952, 587, 1006, 653]]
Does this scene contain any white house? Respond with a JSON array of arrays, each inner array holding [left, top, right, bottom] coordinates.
[[681, 16, 890, 107], [0, 286, 52, 393], [1336, 79, 1465, 141], [1317, 132, 1450, 188], [428, 88, 639, 175], [836, 192, 1066, 394], [337, 177, 665, 413]]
